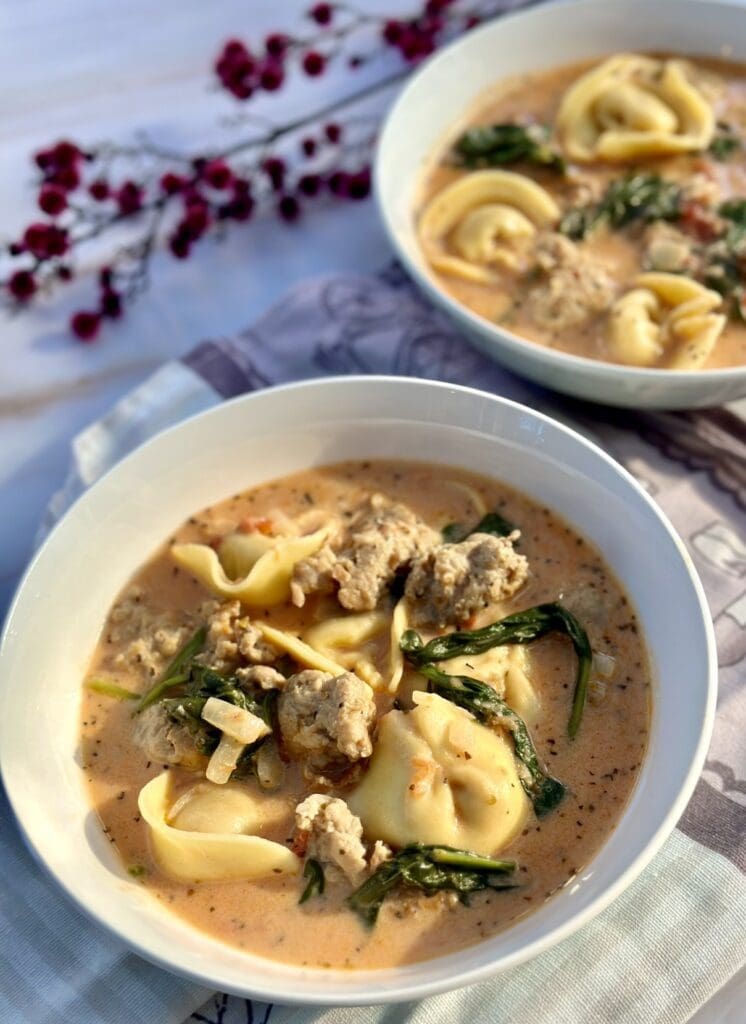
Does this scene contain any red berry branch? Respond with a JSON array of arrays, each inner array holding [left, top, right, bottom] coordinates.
[[1, 0, 530, 341]]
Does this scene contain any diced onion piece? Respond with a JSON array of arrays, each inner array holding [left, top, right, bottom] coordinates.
[[255, 741, 284, 791], [206, 733, 246, 784], [588, 677, 608, 706], [201, 696, 271, 744], [592, 651, 616, 679]]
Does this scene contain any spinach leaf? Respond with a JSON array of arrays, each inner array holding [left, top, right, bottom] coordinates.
[[560, 174, 682, 241], [471, 511, 516, 537], [401, 601, 591, 739], [415, 663, 566, 816], [441, 522, 468, 543], [158, 666, 273, 760], [709, 130, 741, 161], [299, 859, 325, 904], [87, 678, 140, 701], [453, 123, 565, 173], [720, 198, 746, 230], [702, 199, 746, 320], [441, 510, 516, 544], [132, 623, 276, 769], [347, 844, 516, 927], [135, 626, 207, 713]]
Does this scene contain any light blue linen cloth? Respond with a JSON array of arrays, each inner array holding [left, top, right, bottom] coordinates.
[[4, 271, 744, 1024]]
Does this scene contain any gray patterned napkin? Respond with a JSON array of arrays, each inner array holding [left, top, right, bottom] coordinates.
[[23, 268, 746, 1024]]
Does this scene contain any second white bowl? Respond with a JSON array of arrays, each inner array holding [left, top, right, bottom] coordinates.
[[375, 0, 746, 409]]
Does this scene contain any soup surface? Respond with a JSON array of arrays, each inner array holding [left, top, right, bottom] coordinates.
[[81, 461, 650, 968], [418, 53, 746, 370]]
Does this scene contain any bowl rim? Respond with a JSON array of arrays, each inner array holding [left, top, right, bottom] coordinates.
[[374, 0, 746, 387], [0, 375, 718, 1004]]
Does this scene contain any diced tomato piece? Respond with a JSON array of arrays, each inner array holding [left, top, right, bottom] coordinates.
[[291, 829, 310, 857], [680, 200, 721, 242], [238, 515, 274, 535]]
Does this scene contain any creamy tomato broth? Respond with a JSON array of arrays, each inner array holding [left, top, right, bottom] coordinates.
[[81, 461, 649, 969], [418, 54, 746, 370]]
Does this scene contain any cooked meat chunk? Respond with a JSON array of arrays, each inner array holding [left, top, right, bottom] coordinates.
[[291, 494, 439, 611], [290, 542, 338, 606], [199, 600, 279, 671], [294, 794, 368, 883], [237, 625, 280, 665], [528, 232, 616, 331], [199, 600, 241, 671], [235, 665, 286, 690], [109, 587, 190, 681], [278, 670, 375, 769], [132, 704, 204, 769], [405, 531, 528, 627]]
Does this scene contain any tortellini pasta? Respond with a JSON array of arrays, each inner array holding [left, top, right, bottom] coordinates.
[[387, 599, 409, 695], [608, 272, 726, 369], [256, 622, 347, 676], [138, 773, 299, 881], [218, 532, 274, 578], [304, 610, 388, 690], [556, 54, 714, 161], [443, 479, 487, 519], [419, 170, 561, 283], [303, 604, 410, 692], [442, 646, 540, 726], [171, 526, 330, 606], [348, 692, 530, 855]]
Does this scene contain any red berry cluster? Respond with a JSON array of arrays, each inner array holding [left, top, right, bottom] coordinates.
[[382, 0, 463, 61], [7, 140, 82, 300], [3, 1, 495, 340], [69, 267, 124, 342], [8, 218, 70, 303], [5, 134, 154, 321], [215, 0, 475, 99], [5, 118, 371, 337], [214, 7, 336, 103], [35, 140, 84, 192]]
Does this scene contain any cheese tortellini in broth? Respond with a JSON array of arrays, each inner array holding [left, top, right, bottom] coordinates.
[[348, 692, 530, 855], [171, 526, 330, 606], [419, 170, 560, 283], [304, 610, 389, 690], [608, 272, 726, 369], [442, 645, 540, 726], [556, 54, 714, 161], [138, 773, 299, 881]]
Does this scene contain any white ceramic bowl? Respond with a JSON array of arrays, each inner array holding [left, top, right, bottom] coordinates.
[[375, 0, 746, 409], [0, 377, 716, 1004]]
